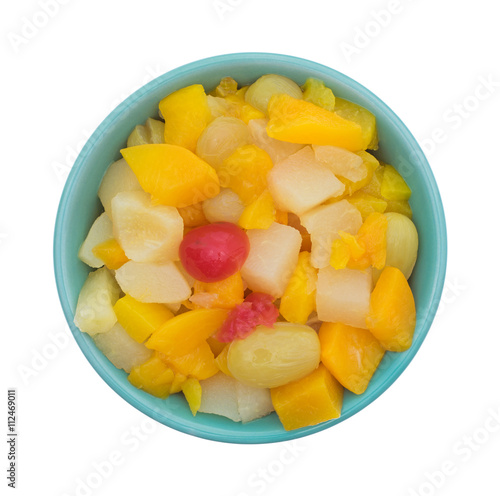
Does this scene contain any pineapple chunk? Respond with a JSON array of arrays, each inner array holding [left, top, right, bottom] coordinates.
[[241, 222, 302, 298], [181, 378, 202, 416], [127, 118, 165, 147], [115, 261, 191, 304], [127, 125, 149, 148], [74, 267, 121, 336], [334, 97, 378, 150], [302, 78, 336, 112], [97, 159, 142, 219], [94, 323, 153, 373], [300, 200, 362, 269], [146, 118, 165, 144], [316, 266, 372, 328], [78, 213, 114, 268], [381, 165, 412, 200], [111, 190, 183, 263], [267, 146, 345, 215], [247, 118, 303, 164], [202, 188, 245, 224], [207, 95, 238, 119], [312, 145, 365, 182], [347, 191, 388, 221]]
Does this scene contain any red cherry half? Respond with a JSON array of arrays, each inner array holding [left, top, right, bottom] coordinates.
[[179, 222, 250, 283]]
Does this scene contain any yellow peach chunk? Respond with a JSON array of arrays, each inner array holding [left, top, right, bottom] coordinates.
[[170, 372, 187, 394], [128, 352, 174, 399], [279, 252, 317, 325], [238, 190, 276, 230], [145, 308, 229, 357], [352, 212, 387, 270], [92, 238, 129, 270], [319, 322, 385, 395], [366, 266, 416, 351], [270, 364, 343, 431], [182, 378, 202, 416], [267, 94, 364, 151], [159, 84, 211, 152], [121, 144, 220, 208], [113, 294, 174, 343], [340, 231, 365, 260], [159, 342, 218, 381], [218, 144, 274, 205], [329, 213, 387, 271], [329, 238, 350, 270], [189, 272, 244, 310]]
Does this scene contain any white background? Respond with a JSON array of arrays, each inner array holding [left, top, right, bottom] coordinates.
[[2, 1, 499, 495]]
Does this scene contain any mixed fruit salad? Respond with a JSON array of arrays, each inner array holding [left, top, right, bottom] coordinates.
[[73, 73, 419, 431]]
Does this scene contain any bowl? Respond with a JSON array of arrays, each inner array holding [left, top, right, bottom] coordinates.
[[53, 52, 447, 444]]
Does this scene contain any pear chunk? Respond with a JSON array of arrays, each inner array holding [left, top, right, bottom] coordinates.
[[115, 261, 191, 304], [316, 266, 372, 328], [199, 372, 274, 423], [300, 200, 362, 269], [241, 222, 302, 298], [97, 158, 142, 218], [267, 146, 345, 215]]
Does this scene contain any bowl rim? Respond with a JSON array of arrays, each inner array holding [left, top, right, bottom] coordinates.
[[53, 52, 447, 444]]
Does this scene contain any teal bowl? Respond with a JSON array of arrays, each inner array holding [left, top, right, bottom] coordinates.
[[54, 53, 447, 444]]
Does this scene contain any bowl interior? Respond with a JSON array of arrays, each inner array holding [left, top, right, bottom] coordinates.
[[54, 53, 447, 443]]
